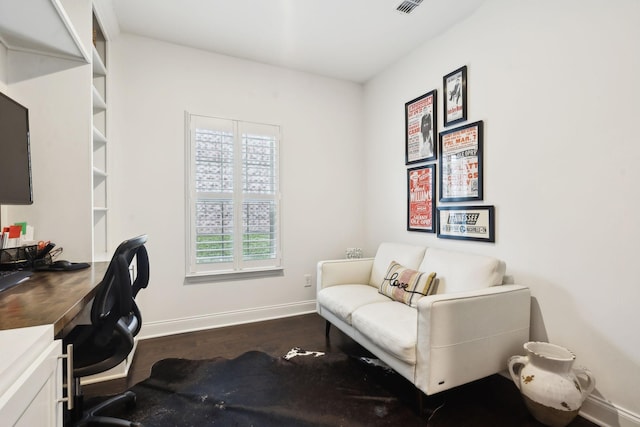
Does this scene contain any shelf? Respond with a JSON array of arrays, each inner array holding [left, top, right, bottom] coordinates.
[[93, 167, 107, 178], [92, 86, 106, 112], [92, 5, 109, 263], [0, 0, 90, 83], [92, 46, 106, 76], [93, 127, 107, 144]]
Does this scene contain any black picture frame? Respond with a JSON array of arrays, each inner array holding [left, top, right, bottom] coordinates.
[[439, 120, 483, 202], [405, 90, 437, 164], [443, 66, 467, 127], [437, 205, 495, 242], [407, 164, 436, 233]]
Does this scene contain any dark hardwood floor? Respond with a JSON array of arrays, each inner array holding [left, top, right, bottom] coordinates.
[[84, 313, 358, 397], [84, 313, 598, 426]]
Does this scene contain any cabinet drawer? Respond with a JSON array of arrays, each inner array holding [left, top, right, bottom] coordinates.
[[0, 340, 62, 426]]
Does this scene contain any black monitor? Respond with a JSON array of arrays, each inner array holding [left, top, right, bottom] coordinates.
[[0, 91, 33, 205]]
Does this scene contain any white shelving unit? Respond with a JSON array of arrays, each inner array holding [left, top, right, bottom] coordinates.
[[2, 1, 117, 262], [92, 11, 109, 261]]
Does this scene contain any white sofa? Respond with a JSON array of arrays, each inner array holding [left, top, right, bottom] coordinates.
[[316, 242, 531, 396]]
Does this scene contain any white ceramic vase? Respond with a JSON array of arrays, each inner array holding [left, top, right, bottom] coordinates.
[[508, 341, 595, 427]]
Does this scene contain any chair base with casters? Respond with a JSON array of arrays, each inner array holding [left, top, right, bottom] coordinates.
[[64, 319, 142, 427], [64, 235, 150, 427], [71, 390, 140, 427]]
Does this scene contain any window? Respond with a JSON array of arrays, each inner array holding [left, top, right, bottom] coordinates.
[[186, 114, 281, 276]]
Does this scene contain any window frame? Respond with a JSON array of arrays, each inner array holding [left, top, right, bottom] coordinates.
[[185, 112, 282, 278]]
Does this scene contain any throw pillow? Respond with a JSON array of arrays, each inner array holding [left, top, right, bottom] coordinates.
[[379, 261, 436, 307]]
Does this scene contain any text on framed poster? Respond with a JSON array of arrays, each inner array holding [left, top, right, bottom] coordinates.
[[405, 90, 437, 164], [439, 120, 483, 202], [437, 205, 494, 242], [443, 65, 467, 127], [407, 164, 435, 232]]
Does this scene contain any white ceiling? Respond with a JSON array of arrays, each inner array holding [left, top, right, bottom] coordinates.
[[107, 0, 485, 83]]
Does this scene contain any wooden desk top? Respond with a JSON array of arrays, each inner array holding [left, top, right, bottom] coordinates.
[[0, 262, 109, 337]]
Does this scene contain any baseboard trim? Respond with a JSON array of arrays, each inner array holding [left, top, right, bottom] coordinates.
[[580, 394, 640, 427], [138, 300, 318, 340]]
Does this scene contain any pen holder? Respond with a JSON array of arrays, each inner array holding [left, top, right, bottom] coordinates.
[[32, 253, 55, 270], [0, 245, 40, 270]]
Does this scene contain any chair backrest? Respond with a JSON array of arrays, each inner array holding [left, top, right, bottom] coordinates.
[[90, 235, 149, 345]]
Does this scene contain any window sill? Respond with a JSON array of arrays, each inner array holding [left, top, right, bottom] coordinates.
[[185, 267, 284, 283]]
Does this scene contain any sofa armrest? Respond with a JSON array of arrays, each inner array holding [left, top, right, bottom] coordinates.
[[414, 284, 531, 394], [417, 284, 530, 345], [316, 258, 374, 290]]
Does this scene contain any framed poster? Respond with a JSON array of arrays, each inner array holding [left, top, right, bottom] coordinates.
[[407, 164, 436, 232], [437, 205, 495, 242], [405, 90, 437, 164], [439, 120, 483, 202], [443, 66, 467, 127]]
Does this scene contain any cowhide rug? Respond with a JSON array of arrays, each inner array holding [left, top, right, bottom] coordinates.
[[100, 348, 425, 426]]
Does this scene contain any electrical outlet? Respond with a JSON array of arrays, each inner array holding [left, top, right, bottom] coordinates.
[[304, 274, 312, 287]]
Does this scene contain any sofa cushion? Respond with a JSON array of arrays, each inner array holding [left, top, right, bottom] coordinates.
[[379, 261, 437, 307], [369, 243, 426, 288], [352, 302, 417, 364], [317, 285, 391, 324], [417, 247, 504, 294]]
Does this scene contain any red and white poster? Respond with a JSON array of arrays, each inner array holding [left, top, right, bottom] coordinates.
[[407, 164, 435, 232], [439, 121, 483, 202]]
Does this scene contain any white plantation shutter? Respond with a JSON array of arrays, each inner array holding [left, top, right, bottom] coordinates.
[[187, 114, 281, 275]]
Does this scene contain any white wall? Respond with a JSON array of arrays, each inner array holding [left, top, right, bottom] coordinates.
[[6, 66, 94, 261], [0, 43, 6, 89], [108, 34, 365, 333], [364, 0, 639, 423]]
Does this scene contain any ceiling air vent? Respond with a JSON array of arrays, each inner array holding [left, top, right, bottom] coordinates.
[[396, 0, 424, 14]]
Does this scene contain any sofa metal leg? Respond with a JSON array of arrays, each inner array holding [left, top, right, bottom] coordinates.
[[416, 387, 424, 415], [325, 320, 331, 337]]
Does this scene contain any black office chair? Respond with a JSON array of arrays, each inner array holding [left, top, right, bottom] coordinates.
[[64, 235, 149, 427]]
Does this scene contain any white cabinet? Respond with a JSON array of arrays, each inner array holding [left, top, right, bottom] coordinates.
[[0, 326, 64, 427]]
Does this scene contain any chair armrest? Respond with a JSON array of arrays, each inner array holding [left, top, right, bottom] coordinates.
[[316, 258, 374, 290]]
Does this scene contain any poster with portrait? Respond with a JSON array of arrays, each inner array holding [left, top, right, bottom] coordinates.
[[439, 120, 483, 202], [405, 90, 437, 164], [443, 66, 467, 127], [407, 164, 435, 232]]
